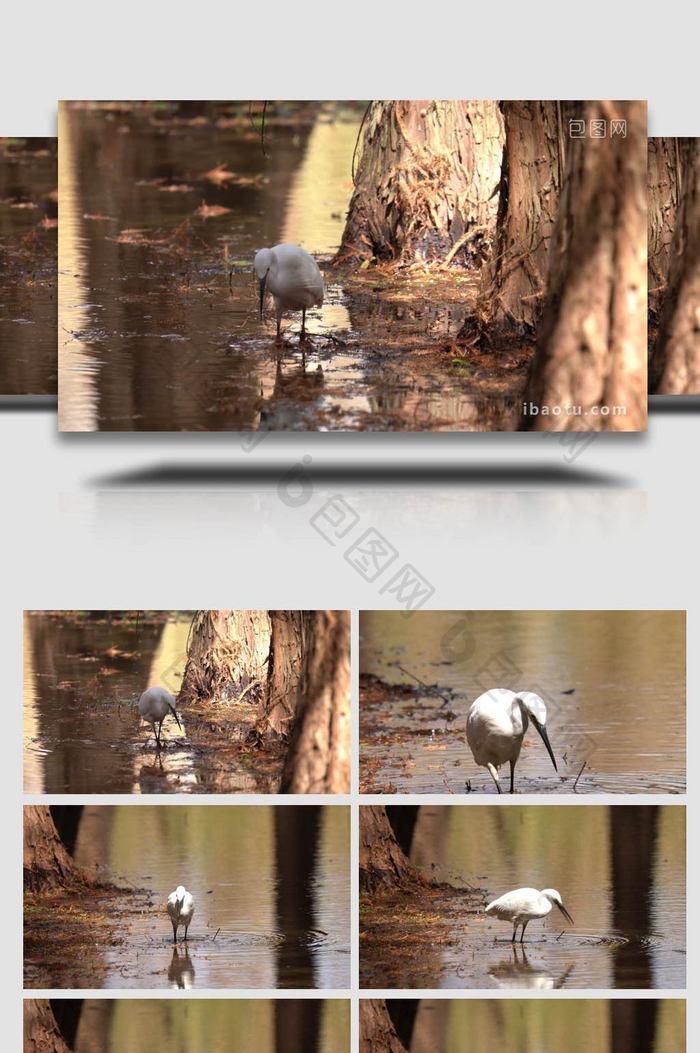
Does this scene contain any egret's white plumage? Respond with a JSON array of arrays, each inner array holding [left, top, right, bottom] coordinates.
[[167, 884, 195, 943], [138, 686, 182, 748], [485, 887, 574, 943], [466, 688, 557, 793], [254, 243, 324, 341]]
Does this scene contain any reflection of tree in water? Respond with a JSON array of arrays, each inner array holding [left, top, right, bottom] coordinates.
[[0, 138, 57, 395], [275, 1000, 321, 1053], [610, 805, 658, 991], [610, 1000, 657, 1053], [343, 287, 519, 429], [274, 806, 320, 989]]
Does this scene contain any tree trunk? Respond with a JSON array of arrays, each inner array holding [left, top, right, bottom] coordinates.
[[651, 138, 700, 394], [23, 1001, 71, 1053], [359, 1000, 408, 1053], [647, 137, 681, 321], [337, 100, 504, 268], [477, 100, 561, 333], [521, 100, 647, 431], [280, 610, 351, 793], [178, 610, 271, 706], [360, 806, 421, 893], [265, 610, 309, 736], [23, 806, 81, 893]]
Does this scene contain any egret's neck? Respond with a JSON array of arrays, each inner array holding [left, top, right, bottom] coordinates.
[[513, 699, 529, 730]]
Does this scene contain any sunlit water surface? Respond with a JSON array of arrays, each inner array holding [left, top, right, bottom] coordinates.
[[59, 103, 512, 432], [360, 610, 686, 793], [404, 805, 685, 990], [71, 805, 350, 989], [0, 138, 57, 394], [71, 999, 349, 1053], [406, 998, 684, 1053]]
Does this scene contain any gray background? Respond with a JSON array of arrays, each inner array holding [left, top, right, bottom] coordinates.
[[4, 1, 693, 1048]]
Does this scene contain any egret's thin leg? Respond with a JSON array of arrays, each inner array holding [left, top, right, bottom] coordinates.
[[172, 922, 177, 944], [510, 759, 516, 794], [276, 304, 283, 343], [487, 763, 501, 793], [511, 924, 517, 943], [301, 307, 306, 341], [520, 920, 529, 944], [185, 924, 189, 941]]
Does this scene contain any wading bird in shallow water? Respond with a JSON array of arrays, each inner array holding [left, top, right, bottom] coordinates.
[[167, 884, 195, 942], [254, 243, 324, 342], [485, 887, 574, 943], [466, 688, 558, 793], [138, 686, 182, 748]]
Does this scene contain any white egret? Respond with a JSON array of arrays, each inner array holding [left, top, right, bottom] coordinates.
[[466, 688, 557, 793], [254, 243, 324, 341], [138, 686, 182, 748], [167, 884, 195, 942], [485, 887, 574, 943]]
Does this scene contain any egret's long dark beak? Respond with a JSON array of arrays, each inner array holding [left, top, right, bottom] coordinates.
[[557, 902, 574, 926], [169, 704, 182, 731], [258, 275, 267, 319], [534, 720, 558, 772]]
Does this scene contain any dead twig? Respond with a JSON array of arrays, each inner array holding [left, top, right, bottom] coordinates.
[[573, 760, 587, 792]]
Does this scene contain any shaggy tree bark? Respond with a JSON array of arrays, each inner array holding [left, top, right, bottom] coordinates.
[[360, 806, 421, 892], [23, 1001, 71, 1053], [337, 100, 504, 268], [178, 610, 271, 706], [360, 1000, 408, 1053], [648, 137, 681, 320], [478, 100, 561, 333], [280, 610, 351, 794], [23, 806, 80, 893], [264, 610, 309, 735], [521, 100, 647, 431], [651, 138, 700, 394]]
